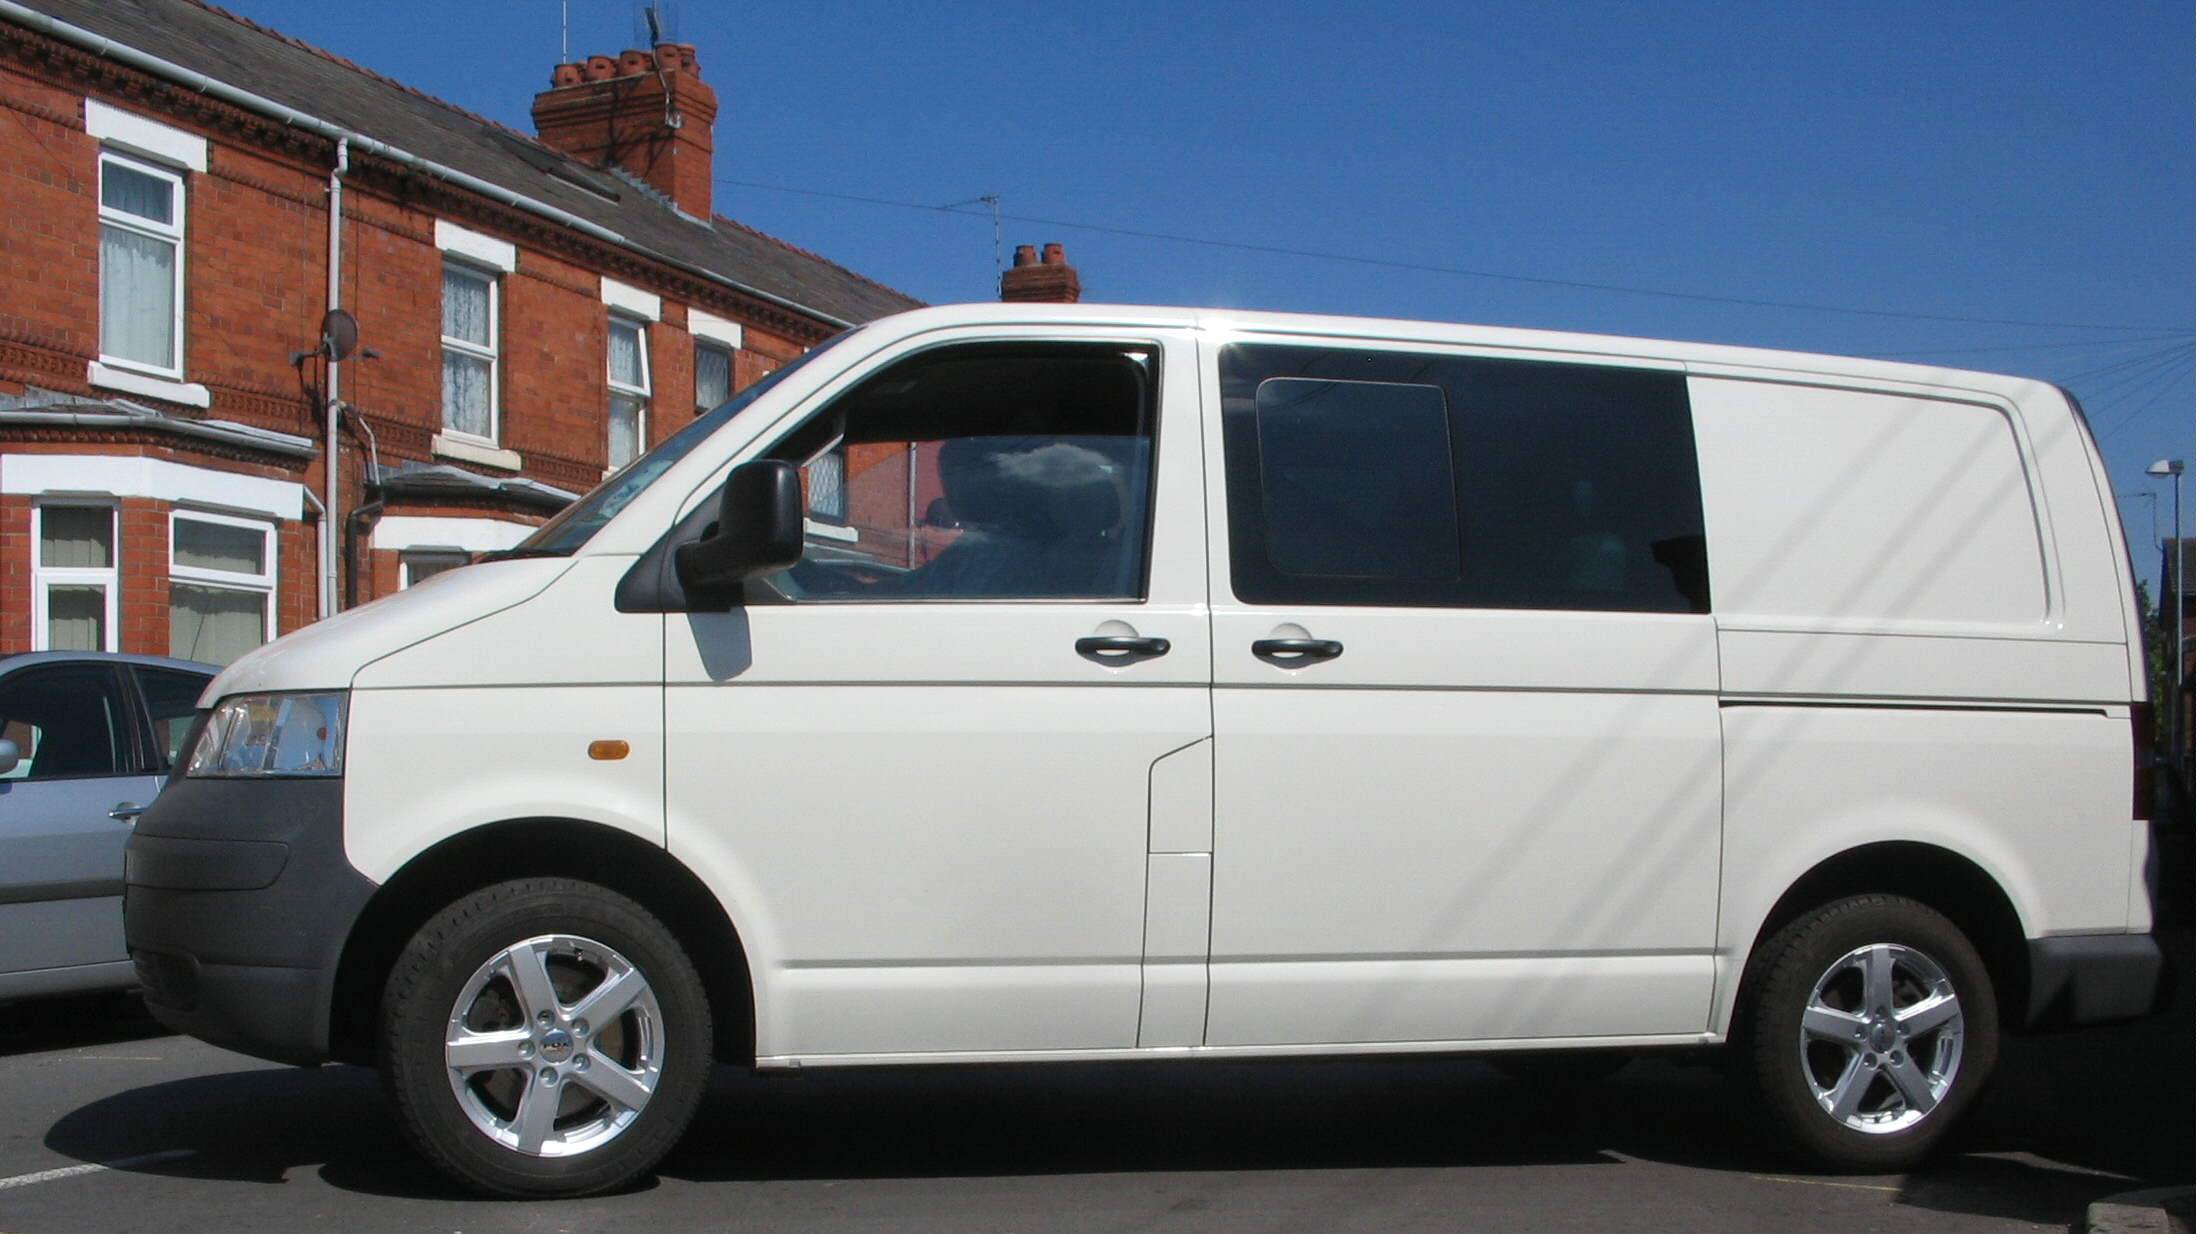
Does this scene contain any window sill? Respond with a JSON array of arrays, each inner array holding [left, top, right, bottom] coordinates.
[[431, 433, 523, 471], [804, 519, 859, 543], [87, 361, 211, 409]]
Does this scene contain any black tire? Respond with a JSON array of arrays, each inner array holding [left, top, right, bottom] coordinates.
[[1733, 894, 1998, 1171], [380, 878, 713, 1197]]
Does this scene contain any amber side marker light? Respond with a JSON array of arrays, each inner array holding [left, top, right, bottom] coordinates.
[[588, 740, 631, 761]]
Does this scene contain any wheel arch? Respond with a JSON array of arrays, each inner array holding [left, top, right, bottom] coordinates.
[[328, 818, 753, 1067], [1739, 842, 2030, 1032]]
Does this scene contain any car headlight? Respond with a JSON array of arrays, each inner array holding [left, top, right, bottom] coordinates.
[[187, 691, 349, 777]]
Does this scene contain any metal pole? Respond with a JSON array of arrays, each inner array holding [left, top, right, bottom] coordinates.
[[2175, 473, 2187, 780], [323, 137, 348, 619]]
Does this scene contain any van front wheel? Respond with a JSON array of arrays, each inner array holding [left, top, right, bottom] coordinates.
[[1736, 895, 1997, 1171], [380, 878, 713, 1197]]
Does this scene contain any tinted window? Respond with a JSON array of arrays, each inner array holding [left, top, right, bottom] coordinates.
[[1222, 344, 1709, 612], [134, 666, 210, 769], [1255, 378, 1459, 579], [0, 665, 126, 780]]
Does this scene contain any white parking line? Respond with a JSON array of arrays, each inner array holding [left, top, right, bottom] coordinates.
[[0, 1149, 195, 1191]]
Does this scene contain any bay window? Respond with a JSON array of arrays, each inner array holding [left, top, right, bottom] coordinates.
[[34, 504, 118, 652], [168, 512, 275, 666]]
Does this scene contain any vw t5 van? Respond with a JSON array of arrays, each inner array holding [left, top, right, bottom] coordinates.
[[126, 304, 2166, 1196]]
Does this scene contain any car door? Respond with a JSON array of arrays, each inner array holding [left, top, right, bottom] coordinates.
[[0, 660, 166, 979], [662, 329, 1212, 1061], [1199, 335, 1725, 1048]]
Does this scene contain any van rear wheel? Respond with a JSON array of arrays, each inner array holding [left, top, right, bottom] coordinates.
[[380, 878, 712, 1197], [1735, 895, 1997, 1171]]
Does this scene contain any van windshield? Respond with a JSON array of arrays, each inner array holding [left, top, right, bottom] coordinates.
[[494, 335, 846, 559]]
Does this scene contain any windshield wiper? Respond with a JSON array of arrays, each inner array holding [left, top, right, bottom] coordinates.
[[475, 547, 573, 563]]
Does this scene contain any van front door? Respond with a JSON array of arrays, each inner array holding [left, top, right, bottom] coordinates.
[[1200, 337, 1723, 1048], [663, 333, 1210, 1062]]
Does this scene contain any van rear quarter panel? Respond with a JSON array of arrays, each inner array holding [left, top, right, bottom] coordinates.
[[1692, 370, 2143, 1031]]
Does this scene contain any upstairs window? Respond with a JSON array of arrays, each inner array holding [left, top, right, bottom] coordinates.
[[607, 315, 651, 469], [694, 342, 733, 414], [98, 152, 185, 376], [441, 262, 500, 441]]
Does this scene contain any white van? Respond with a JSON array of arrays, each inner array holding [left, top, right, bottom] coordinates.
[[126, 304, 2165, 1196]]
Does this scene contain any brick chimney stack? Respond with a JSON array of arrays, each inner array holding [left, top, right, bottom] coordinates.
[[533, 43, 718, 218], [999, 242, 1082, 303]]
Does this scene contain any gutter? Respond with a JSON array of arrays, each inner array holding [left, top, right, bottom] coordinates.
[[0, 408, 319, 457], [0, 0, 857, 331]]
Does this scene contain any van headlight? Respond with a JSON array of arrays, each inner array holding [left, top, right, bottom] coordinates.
[[187, 691, 349, 778]]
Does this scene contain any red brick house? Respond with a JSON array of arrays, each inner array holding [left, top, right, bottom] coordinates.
[[0, 0, 919, 663]]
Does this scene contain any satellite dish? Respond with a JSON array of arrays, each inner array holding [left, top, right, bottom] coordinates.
[[321, 309, 360, 363]]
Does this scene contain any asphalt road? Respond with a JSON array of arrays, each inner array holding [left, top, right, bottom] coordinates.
[[0, 946, 2187, 1234]]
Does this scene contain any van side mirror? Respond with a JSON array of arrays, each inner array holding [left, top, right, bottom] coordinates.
[[673, 460, 804, 602]]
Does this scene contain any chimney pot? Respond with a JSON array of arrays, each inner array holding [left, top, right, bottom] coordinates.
[[537, 42, 720, 217], [1000, 242, 1081, 302]]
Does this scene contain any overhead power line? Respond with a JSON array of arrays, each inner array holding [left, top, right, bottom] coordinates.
[[716, 176, 2196, 335]]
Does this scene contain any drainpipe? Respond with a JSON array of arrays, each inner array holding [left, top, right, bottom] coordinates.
[[321, 137, 348, 620], [344, 493, 385, 612], [300, 485, 327, 604]]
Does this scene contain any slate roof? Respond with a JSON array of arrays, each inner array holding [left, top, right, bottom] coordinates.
[[16, 0, 922, 327]]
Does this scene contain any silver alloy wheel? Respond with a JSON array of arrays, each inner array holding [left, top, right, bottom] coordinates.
[[442, 932, 665, 1157], [1797, 942, 1964, 1134]]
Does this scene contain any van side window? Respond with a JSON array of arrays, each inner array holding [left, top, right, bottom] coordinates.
[[1221, 344, 1710, 612], [1255, 378, 1460, 579], [765, 343, 1157, 602]]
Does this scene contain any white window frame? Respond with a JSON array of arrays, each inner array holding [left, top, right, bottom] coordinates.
[[168, 508, 276, 654], [31, 501, 119, 653], [400, 550, 471, 588], [96, 150, 187, 381], [440, 260, 502, 446], [693, 340, 734, 414], [607, 313, 652, 469]]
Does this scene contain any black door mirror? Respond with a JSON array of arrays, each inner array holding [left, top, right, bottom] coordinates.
[[673, 460, 804, 601]]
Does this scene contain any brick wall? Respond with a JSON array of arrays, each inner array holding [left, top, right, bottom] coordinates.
[[0, 30, 837, 659]]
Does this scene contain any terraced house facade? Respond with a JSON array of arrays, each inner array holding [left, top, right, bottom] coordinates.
[[0, 0, 919, 663]]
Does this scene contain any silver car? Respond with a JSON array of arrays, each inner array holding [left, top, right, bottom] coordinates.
[[0, 651, 214, 1002]]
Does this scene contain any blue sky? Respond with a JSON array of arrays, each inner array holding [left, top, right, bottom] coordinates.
[[220, 0, 2195, 582]]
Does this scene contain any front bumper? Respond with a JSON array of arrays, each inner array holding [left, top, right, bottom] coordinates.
[[125, 776, 376, 1066], [2025, 933, 2170, 1031]]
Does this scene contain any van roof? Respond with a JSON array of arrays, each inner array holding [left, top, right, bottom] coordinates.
[[858, 303, 2059, 402]]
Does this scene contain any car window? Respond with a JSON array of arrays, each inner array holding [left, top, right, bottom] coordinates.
[[0, 664, 126, 781], [761, 343, 1158, 602], [134, 666, 210, 770], [1220, 343, 1709, 612]]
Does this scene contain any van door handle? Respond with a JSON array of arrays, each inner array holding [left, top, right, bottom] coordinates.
[[1076, 635, 1172, 664], [1251, 638, 1344, 666], [109, 802, 146, 823]]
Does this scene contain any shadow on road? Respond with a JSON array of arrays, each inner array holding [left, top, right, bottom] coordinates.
[[0, 993, 169, 1059], [38, 931, 2190, 1224]]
